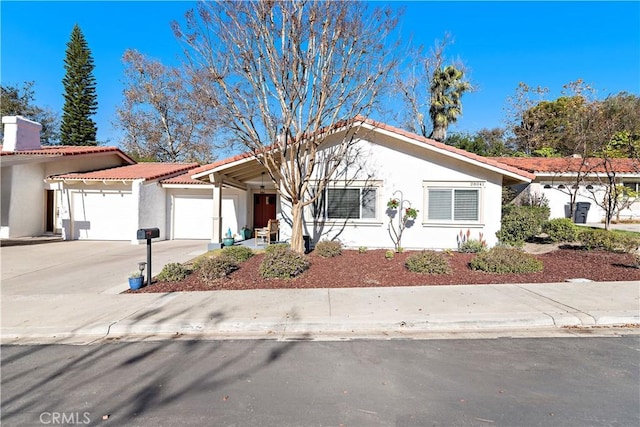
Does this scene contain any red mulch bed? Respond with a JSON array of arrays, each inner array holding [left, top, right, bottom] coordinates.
[[130, 248, 640, 293]]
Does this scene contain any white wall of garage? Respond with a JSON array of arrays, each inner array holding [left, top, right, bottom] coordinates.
[[136, 180, 167, 242]]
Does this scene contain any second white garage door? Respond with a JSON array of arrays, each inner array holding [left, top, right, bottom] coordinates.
[[172, 195, 239, 240]]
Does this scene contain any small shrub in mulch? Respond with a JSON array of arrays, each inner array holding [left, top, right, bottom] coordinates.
[[199, 255, 239, 282], [405, 251, 451, 274], [542, 218, 579, 243], [470, 246, 543, 274], [458, 239, 487, 254], [265, 243, 290, 255], [156, 262, 190, 282], [221, 245, 255, 263], [497, 205, 550, 247], [314, 240, 343, 258], [259, 247, 309, 279], [579, 228, 640, 253]]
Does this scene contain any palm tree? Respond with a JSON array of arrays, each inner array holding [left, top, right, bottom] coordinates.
[[429, 65, 471, 142]]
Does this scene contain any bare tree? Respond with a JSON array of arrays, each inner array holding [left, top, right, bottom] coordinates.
[[504, 82, 549, 155], [173, 1, 400, 253], [115, 49, 219, 163]]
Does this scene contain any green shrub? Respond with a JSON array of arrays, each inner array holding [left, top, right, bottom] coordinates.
[[579, 228, 640, 252], [458, 239, 487, 253], [221, 245, 255, 263], [358, 246, 368, 254], [199, 256, 238, 282], [542, 218, 579, 243], [259, 247, 309, 279], [156, 262, 190, 282], [265, 243, 290, 255], [314, 240, 343, 258], [385, 250, 395, 260], [470, 247, 543, 273], [496, 205, 550, 246], [405, 251, 451, 274]]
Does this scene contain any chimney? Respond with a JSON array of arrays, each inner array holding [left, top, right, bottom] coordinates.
[[1, 115, 42, 152]]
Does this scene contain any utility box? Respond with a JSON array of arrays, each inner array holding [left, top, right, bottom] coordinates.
[[137, 227, 160, 240], [573, 202, 591, 224]]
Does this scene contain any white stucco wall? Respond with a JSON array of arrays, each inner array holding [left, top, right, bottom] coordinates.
[[277, 133, 507, 250], [136, 180, 167, 243], [1, 163, 46, 237]]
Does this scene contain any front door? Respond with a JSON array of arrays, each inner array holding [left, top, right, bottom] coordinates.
[[253, 193, 276, 229], [45, 190, 55, 233]]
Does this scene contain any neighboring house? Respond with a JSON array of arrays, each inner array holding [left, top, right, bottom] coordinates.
[[492, 157, 640, 223], [1, 115, 245, 243], [191, 118, 535, 250], [48, 162, 201, 241], [1, 116, 135, 239]]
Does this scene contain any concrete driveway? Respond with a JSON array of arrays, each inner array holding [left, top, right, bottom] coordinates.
[[1, 240, 208, 295]]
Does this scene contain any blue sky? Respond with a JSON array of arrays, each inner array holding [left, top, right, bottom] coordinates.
[[2, 1, 639, 147]]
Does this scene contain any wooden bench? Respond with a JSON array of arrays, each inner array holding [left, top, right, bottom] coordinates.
[[255, 219, 279, 244]]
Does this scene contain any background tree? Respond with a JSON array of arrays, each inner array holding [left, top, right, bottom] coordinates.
[[1, 81, 60, 144], [174, 0, 400, 253], [60, 24, 98, 146], [445, 128, 512, 156], [429, 65, 471, 141], [116, 50, 219, 163], [504, 82, 549, 155], [396, 34, 472, 140]]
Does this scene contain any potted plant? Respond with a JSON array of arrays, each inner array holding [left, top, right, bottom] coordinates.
[[128, 271, 144, 290], [241, 226, 252, 240], [222, 228, 235, 247]]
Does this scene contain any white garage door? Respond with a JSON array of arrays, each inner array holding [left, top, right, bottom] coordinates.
[[173, 196, 213, 239], [72, 190, 134, 240], [173, 195, 239, 240]]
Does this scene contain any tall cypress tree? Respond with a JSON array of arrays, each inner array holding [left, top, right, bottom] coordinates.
[[61, 24, 98, 145]]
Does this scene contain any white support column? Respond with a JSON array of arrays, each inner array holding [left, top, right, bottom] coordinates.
[[210, 180, 223, 249]]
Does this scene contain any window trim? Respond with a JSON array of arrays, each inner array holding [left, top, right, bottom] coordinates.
[[422, 181, 484, 226]]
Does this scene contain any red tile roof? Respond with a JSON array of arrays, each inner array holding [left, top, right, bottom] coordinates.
[[192, 116, 535, 181], [490, 157, 640, 174], [161, 164, 216, 185], [50, 163, 199, 182], [0, 145, 135, 163]]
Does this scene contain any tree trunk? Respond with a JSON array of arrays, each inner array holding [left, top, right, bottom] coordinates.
[[430, 125, 446, 142], [290, 201, 305, 254]]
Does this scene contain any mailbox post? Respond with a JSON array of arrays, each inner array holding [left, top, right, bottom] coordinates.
[[137, 228, 159, 286]]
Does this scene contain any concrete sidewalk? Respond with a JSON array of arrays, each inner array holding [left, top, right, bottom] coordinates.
[[2, 280, 639, 344]]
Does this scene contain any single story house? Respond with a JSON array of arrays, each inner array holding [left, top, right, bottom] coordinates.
[[492, 157, 640, 223], [11, 115, 636, 249], [189, 118, 535, 250]]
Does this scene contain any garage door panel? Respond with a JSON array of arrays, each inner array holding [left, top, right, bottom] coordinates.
[[173, 195, 238, 240], [72, 190, 133, 240], [173, 196, 212, 239]]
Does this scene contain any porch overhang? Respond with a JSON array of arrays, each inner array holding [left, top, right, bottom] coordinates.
[[192, 156, 269, 190]]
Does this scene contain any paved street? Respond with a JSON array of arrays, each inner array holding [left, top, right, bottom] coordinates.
[[2, 337, 639, 426]]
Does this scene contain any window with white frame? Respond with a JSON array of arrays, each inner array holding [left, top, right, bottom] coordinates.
[[424, 182, 483, 222], [623, 182, 639, 192], [326, 187, 377, 219]]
